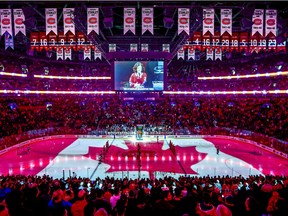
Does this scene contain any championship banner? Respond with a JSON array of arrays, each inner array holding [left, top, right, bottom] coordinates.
[[206, 48, 213, 60], [177, 47, 185, 60], [84, 46, 91, 60], [63, 8, 75, 35], [220, 9, 232, 36], [192, 32, 202, 50], [109, 43, 116, 52], [252, 9, 264, 36], [30, 32, 40, 51], [94, 47, 102, 60], [239, 32, 248, 51], [178, 8, 190, 35], [142, 8, 153, 35], [13, 9, 26, 36], [124, 8, 135, 35], [87, 8, 99, 35], [265, 9, 277, 37], [221, 32, 230, 51], [267, 34, 276, 51], [0, 9, 12, 36], [231, 32, 239, 51], [56, 47, 63, 60], [58, 32, 67, 48], [187, 47, 195, 60], [203, 8, 214, 35], [215, 47, 222, 60], [67, 32, 76, 50], [45, 8, 57, 35], [202, 32, 211, 51], [249, 33, 259, 53], [4, 32, 14, 50], [76, 32, 86, 50], [141, 43, 148, 52], [39, 32, 48, 51], [162, 44, 170, 52], [130, 43, 137, 52], [48, 32, 57, 50], [64, 47, 72, 60]]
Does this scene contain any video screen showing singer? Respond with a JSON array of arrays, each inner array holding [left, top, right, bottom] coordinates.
[[129, 62, 147, 88]]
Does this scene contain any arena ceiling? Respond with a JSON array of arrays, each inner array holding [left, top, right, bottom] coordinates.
[[1, 1, 288, 60]]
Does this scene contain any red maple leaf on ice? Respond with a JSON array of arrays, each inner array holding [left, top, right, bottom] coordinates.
[[84, 140, 207, 176]]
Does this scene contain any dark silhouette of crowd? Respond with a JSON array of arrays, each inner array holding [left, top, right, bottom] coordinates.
[[0, 174, 288, 216]]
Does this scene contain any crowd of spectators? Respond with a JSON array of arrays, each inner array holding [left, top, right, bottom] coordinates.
[[0, 95, 287, 152], [0, 174, 287, 216]]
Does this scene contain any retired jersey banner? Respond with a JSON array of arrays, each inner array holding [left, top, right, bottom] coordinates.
[[1, 9, 12, 36], [109, 43, 116, 52], [142, 8, 153, 35], [162, 44, 170, 52], [215, 47, 222, 60], [178, 8, 190, 35], [45, 8, 57, 35], [265, 9, 277, 36], [94, 47, 102, 60], [63, 8, 75, 35], [221, 9, 232, 36], [252, 9, 264, 36], [84, 46, 91, 60], [130, 43, 137, 52], [141, 43, 148, 52], [13, 9, 26, 36], [188, 48, 195, 60], [206, 48, 214, 60], [39, 32, 48, 51], [56, 47, 63, 60], [48, 32, 57, 50], [87, 8, 99, 35], [177, 47, 185, 60], [124, 8, 135, 35], [203, 8, 214, 35]]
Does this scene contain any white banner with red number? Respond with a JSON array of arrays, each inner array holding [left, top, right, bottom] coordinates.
[[178, 8, 190, 35], [265, 9, 277, 36], [141, 43, 148, 52], [252, 9, 264, 36], [87, 8, 99, 35], [203, 8, 214, 35], [130, 43, 138, 52], [94, 47, 102, 60], [177, 47, 185, 60], [13, 9, 26, 36], [63, 8, 75, 35], [45, 8, 57, 35], [220, 9, 232, 36], [84, 46, 91, 60], [142, 8, 153, 35], [56, 47, 63, 60], [124, 8, 135, 35], [162, 44, 170, 52], [0, 9, 12, 36], [188, 48, 195, 60], [64, 47, 72, 60]]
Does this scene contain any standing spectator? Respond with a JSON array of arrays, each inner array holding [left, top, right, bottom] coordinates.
[[71, 190, 87, 216]]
